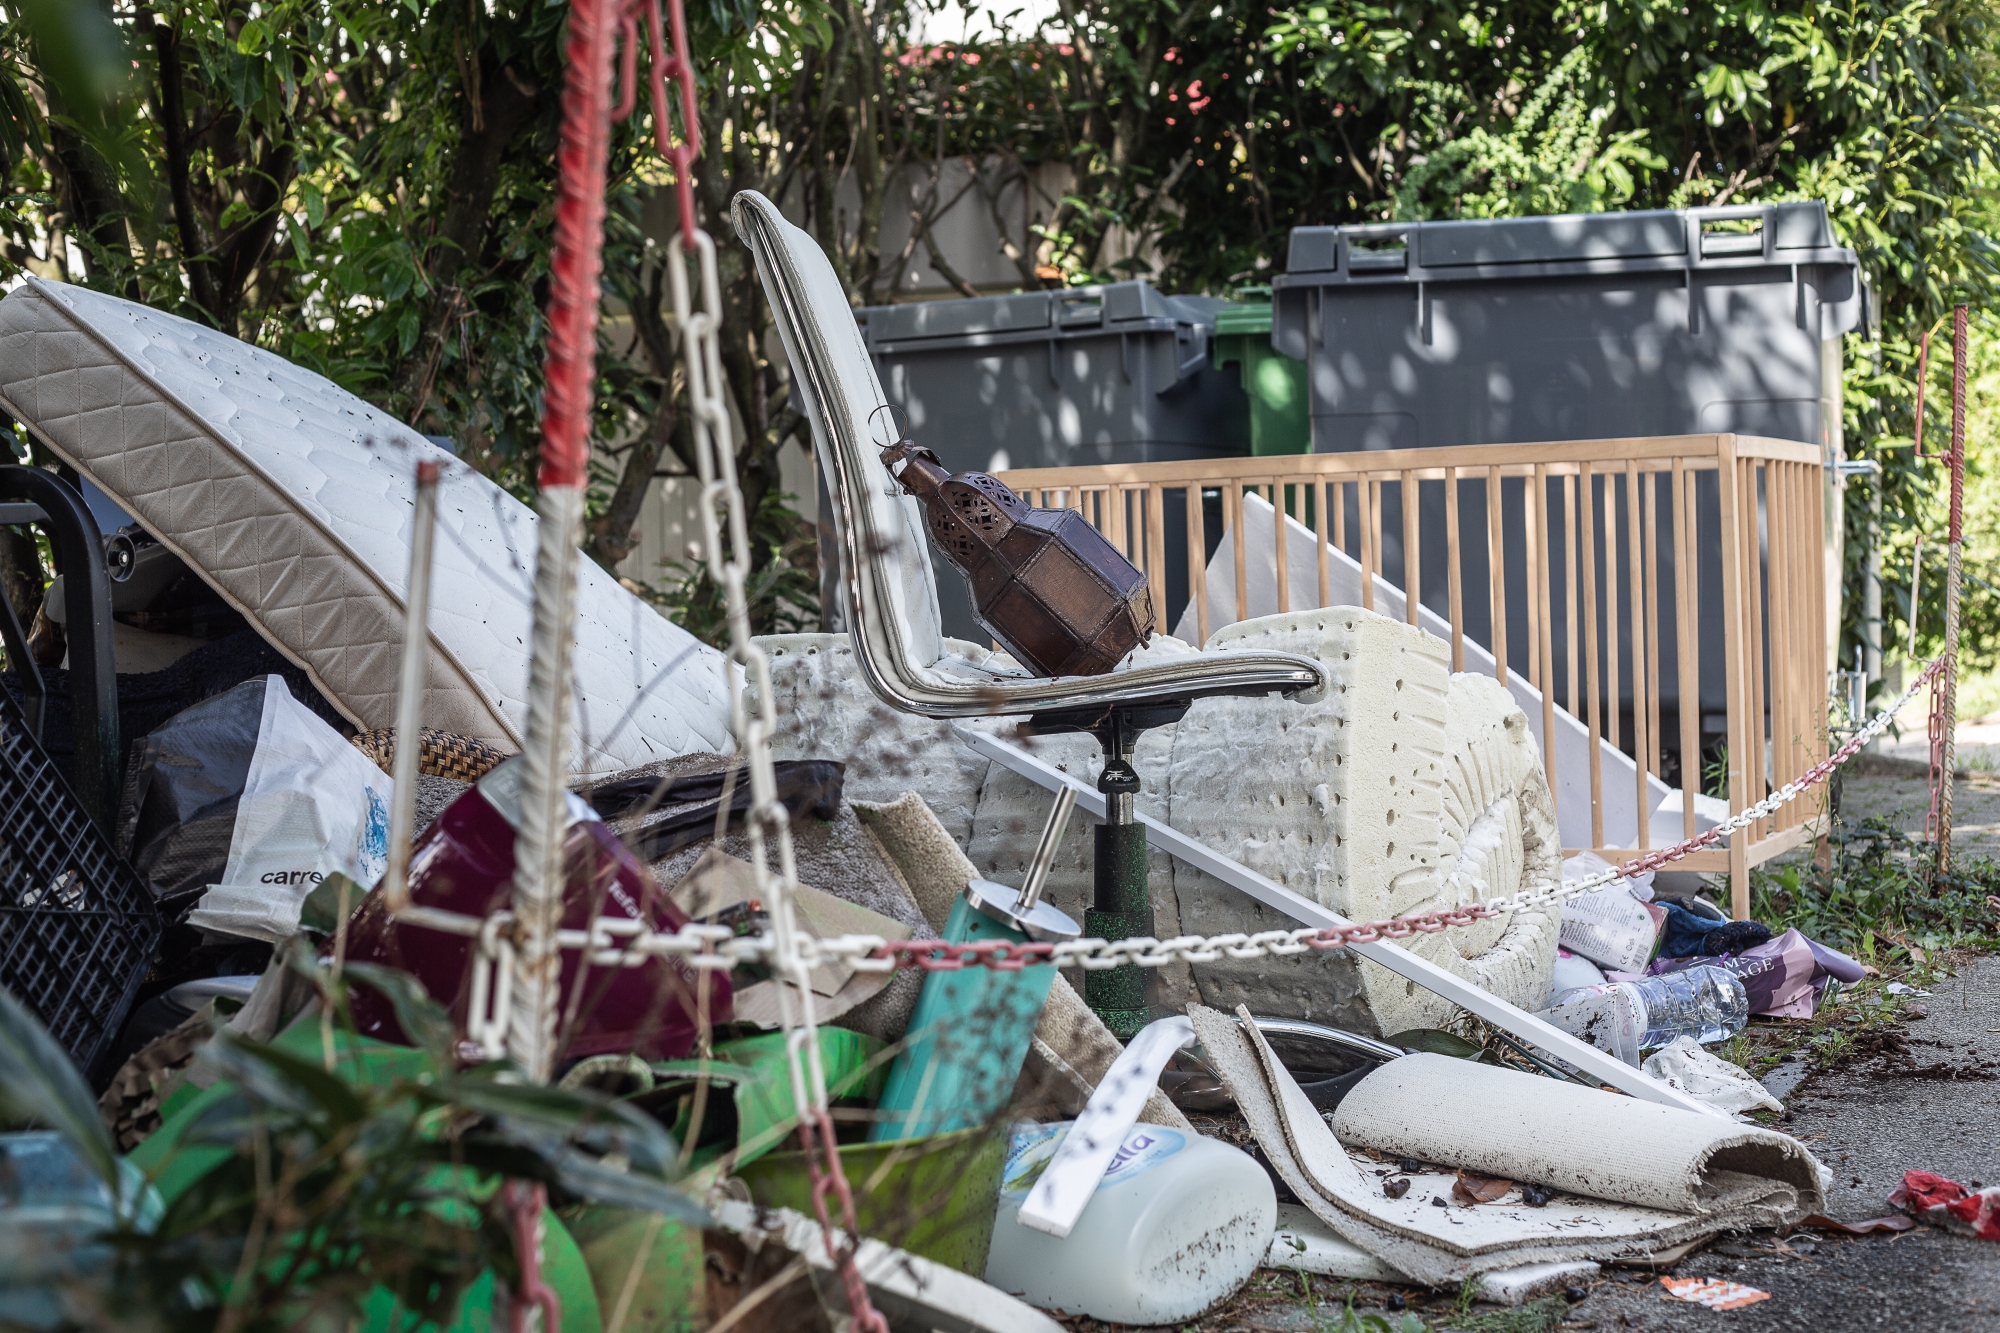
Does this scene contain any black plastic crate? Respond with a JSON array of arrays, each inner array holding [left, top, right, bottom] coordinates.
[[0, 686, 158, 1081]]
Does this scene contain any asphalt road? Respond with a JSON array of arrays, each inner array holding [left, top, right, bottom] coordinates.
[[1551, 950, 2000, 1333], [1840, 769, 2000, 860]]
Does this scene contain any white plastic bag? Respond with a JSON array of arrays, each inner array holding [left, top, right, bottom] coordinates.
[[185, 676, 392, 942], [1642, 1036, 1783, 1117], [1558, 853, 1665, 972]]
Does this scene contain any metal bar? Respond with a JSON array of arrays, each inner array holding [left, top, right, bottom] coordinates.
[[1146, 483, 1167, 628], [1188, 484, 1210, 646], [1939, 302, 1968, 873], [1629, 465, 1652, 848], [1314, 479, 1331, 610], [1564, 473, 1580, 718], [1272, 480, 1290, 615], [382, 460, 441, 918], [1806, 462, 1829, 786], [1361, 480, 1377, 613], [955, 725, 1717, 1115], [1581, 464, 1604, 849], [1604, 475, 1622, 756], [1675, 461, 1700, 843], [989, 431, 1776, 490], [1402, 469, 1420, 628], [1771, 464, 1795, 833], [1717, 445, 1751, 917], [1742, 460, 1767, 845], [1445, 467, 1464, 673], [1488, 466, 1508, 684], [1642, 469, 1662, 780], [1232, 481, 1248, 626], [1532, 466, 1558, 810]]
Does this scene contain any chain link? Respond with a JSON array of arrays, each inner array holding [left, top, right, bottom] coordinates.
[[666, 227, 886, 1332], [444, 654, 1945, 988]]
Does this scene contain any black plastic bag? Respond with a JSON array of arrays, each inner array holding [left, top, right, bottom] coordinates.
[[119, 677, 267, 903]]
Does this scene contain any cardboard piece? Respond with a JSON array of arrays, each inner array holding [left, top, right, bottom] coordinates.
[[670, 848, 911, 1026]]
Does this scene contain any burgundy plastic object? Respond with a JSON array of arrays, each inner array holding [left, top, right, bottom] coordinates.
[[882, 437, 1155, 677], [343, 763, 728, 1062]]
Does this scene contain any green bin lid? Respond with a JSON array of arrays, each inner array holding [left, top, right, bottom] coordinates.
[[1213, 291, 1273, 337]]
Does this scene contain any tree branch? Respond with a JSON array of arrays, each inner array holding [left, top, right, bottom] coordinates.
[[389, 43, 540, 422], [150, 14, 218, 323]]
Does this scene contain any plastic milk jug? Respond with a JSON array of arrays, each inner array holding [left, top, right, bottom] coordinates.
[[985, 1121, 1276, 1324]]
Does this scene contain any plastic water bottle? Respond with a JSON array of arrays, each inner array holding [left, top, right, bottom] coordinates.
[[1630, 965, 1750, 1047]]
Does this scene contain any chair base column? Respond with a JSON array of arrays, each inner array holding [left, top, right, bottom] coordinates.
[[1084, 754, 1149, 1039]]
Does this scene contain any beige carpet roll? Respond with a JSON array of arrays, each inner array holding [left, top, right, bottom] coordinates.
[[1332, 1053, 1823, 1216]]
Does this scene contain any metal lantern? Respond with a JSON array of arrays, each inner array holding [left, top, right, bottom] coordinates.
[[881, 438, 1154, 677]]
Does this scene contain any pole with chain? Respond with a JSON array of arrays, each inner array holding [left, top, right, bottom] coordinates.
[[506, 0, 618, 1086], [1928, 304, 1968, 877], [496, 1, 621, 1326]]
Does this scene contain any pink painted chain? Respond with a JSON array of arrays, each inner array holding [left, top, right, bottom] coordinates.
[[538, 654, 1949, 985]]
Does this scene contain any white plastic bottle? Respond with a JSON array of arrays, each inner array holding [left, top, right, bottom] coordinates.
[[1537, 965, 1751, 1066], [984, 1121, 1275, 1324]]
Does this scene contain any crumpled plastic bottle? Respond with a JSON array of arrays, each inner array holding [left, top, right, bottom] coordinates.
[[1630, 964, 1750, 1047]]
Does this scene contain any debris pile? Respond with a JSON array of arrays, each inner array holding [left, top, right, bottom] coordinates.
[[0, 53, 1948, 1333]]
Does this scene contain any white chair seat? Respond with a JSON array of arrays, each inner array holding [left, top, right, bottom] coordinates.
[[732, 190, 1324, 724]]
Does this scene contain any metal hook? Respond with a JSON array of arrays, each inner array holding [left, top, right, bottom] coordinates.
[[867, 401, 912, 453]]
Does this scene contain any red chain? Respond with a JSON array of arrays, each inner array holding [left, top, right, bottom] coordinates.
[[864, 661, 1948, 974], [614, 0, 700, 250], [504, 1181, 561, 1333]]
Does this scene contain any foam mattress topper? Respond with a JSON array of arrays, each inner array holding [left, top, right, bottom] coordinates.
[[0, 277, 734, 776]]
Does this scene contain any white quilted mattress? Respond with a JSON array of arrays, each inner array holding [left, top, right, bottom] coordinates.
[[0, 277, 734, 775]]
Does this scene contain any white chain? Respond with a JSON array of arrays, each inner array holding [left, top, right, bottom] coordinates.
[[463, 679, 1944, 983], [447, 656, 1937, 986], [665, 230, 859, 1192], [438, 524, 1936, 1000]]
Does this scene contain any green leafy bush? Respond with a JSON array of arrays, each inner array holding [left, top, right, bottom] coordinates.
[[0, 956, 701, 1332]]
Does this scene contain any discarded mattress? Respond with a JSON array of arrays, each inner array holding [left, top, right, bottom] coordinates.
[[0, 277, 732, 775]]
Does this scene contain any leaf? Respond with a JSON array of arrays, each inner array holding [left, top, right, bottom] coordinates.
[[0, 985, 120, 1197], [298, 871, 363, 937], [1385, 1028, 1485, 1060], [344, 962, 456, 1067], [1452, 1168, 1513, 1205], [439, 1074, 683, 1181], [194, 1032, 368, 1126], [236, 19, 271, 56], [492, 1126, 711, 1222]]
